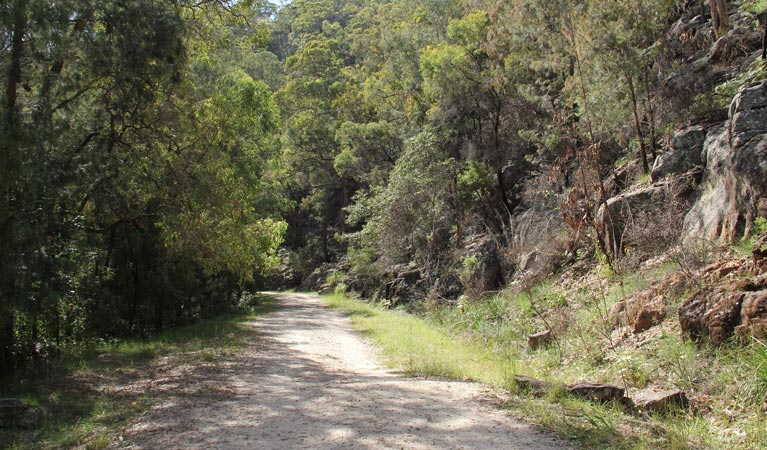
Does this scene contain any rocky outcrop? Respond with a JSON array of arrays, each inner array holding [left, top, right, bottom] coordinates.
[[683, 82, 767, 243], [378, 262, 428, 307], [679, 274, 767, 345], [610, 294, 666, 334], [651, 126, 705, 182], [709, 25, 763, 65], [461, 237, 504, 295], [0, 399, 43, 429], [754, 232, 767, 275], [596, 170, 699, 257]]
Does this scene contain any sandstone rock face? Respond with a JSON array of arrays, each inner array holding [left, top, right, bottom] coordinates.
[[462, 237, 503, 294], [596, 170, 698, 257], [632, 390, 689, 414], [679, 275, 767, 345], [651, 126, 705, 182], [0, 399, 43, 429], [683, 82, 767, 243]]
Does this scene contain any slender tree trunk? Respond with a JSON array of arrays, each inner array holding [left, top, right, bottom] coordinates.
[[710, 0, 729, 38], [5, 0, 27, 133], [762, 15, 766, 59], [491, 96, 514, 221], [626, 73, 649, 174], [642, 66, 658, 163], [0, 315, 14, 375]]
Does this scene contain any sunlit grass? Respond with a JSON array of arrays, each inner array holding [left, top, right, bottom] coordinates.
[[322, 279, 767, 449], [322, 293, 510, 384]]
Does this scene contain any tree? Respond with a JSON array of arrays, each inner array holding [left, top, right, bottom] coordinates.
[[0, 0, 287, 371]]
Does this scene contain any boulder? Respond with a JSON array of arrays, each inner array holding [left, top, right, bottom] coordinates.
[[651, 126, 705, 182], [378, 262, 427, 307], [567, 383, 627, 404], [679, 275, 767, 345], [709, 26, 763, 65], [0, 399, 43, 429], [596, 170, 699, 257], [527, 330, 553, 351], [632, 389, 689, 414], [683, 82, 767, 243], [610, 272, 687, 333], [609, 292, 666, 333]]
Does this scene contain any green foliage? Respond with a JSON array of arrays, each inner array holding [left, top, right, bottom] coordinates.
[[715, 59, 767, 103], [0, 0, 287, 373], [457, 161, 494, 206], [345, 129, 457, 267]]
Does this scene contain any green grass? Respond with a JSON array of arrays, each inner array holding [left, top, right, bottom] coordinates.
[[322, 272, 767, 449], [0, 295, 275, 450], [323, 293, 509, 383]]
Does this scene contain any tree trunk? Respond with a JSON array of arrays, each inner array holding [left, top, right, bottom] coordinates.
[[762, 15, 766, 59], [710, 0, 729, 38], [5, 0, 27, 132], [0, 315, 14, 375], [626, 73, 649, 174]]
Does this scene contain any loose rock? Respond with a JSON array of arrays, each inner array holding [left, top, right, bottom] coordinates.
[[513, 375, 553, 397], [632, 389, 689, 414], [528, 330, 553, 351]]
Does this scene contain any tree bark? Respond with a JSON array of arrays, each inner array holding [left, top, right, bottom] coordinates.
[[0, 314, 14, 375], [626, 73, 649, 174], [762, 14, 766, 60], [710, 0, 729, 39], [5, 0, 27, 133]]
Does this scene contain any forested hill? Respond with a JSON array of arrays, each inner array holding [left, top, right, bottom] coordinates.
[[2, 0, 767, 376]]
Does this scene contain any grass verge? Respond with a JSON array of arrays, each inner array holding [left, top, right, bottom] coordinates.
[[0, 295, 275, 450], [322, 286, 767, 449]]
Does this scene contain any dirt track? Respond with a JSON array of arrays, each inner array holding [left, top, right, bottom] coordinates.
[[125, 292, 569, 449]]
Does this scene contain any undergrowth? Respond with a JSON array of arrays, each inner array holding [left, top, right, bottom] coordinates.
[[322, 263, 767, 449], [0, 295, 275, 450]]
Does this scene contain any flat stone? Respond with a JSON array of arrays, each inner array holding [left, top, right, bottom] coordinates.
[[632, 389, 689, 414], [513, 375, 553, 396]]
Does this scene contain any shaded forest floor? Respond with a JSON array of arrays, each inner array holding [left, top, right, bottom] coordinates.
[[0, 300, 275, 449]]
